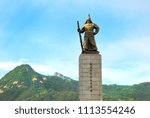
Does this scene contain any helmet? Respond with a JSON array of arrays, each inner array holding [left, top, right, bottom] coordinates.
[[85, 14, 93, 23]]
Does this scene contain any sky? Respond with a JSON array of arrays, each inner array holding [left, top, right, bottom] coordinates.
[[0, 0, 150, 85]]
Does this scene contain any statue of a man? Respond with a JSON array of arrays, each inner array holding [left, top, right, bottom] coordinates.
[[78, 15, 99, 52]]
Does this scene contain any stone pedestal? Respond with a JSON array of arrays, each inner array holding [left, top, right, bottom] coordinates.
[[79, 53, 102, 101]]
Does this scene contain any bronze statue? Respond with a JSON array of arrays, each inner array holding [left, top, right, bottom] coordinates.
[[77, 15, 99, 53]]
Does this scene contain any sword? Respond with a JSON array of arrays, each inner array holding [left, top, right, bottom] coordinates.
[[77, 21, 83, 53]]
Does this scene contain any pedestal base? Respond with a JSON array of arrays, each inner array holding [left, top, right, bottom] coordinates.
[[79, 53, 102, 101]]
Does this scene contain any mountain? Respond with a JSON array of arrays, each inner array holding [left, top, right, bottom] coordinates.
[[54, 72, 72, 80], [0, 64, 150, 101], [103, 82, 150, 101], [0, 64, 79, 101]]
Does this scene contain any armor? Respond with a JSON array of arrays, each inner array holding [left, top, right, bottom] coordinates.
[[78, 15, 99, 52]]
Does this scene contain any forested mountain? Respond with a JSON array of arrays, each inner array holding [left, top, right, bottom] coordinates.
[[0, 64, 79, 100], [103, 83, 150, 101], [0, 64, 149, 101]]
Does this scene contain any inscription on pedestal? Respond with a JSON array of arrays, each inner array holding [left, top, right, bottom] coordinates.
[[79, 53, 102, 101], [90, 63, 92, 92]]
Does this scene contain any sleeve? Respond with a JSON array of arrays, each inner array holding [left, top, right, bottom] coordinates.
[[93, 23, 99, 35], [80, 26, 85, 33]]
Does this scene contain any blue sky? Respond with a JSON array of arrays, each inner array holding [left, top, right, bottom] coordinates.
[[0, 0, 150, 85]]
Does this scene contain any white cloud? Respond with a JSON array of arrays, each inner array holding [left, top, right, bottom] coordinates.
[[74, 0, 150, 13], [0, 0, 149, 85], [31, 0, 49, 6], [32, 61, 78, 79], [0, 62, 16, 71], [0, 58, 28, 71], [102, 36, 150, 64], [102, 35, 150, 85], [103, 63, 150, 85], [3, 0, 149, 14], [122, 36, 150, 58], [1, 35, 150, 85], [103, 0, 150, 12], [0, 59, 78, 80]]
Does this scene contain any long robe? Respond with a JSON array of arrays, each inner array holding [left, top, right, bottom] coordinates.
[[80, 23, 99, 51]]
